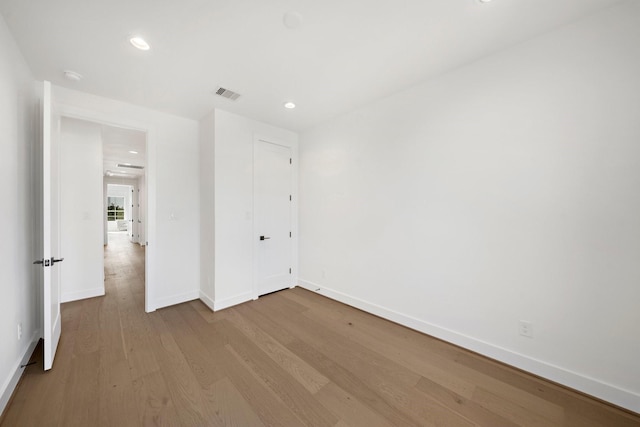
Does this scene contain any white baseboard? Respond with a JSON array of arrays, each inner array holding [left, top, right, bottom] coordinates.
[[199, 290, 215, 312], [61, 286, 105, 303], [297, 279, 640, 414], [212, 291, 253, 311], [153, 290, 200, 310], [0, 332, 39, 417]]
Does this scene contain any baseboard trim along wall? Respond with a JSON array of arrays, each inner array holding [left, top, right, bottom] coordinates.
[[0, 332, 39, 417], [211, 292, 253, 312], [154, 290, 200, 311], [297, 279, 640, 414], [61, 287, 105, 303], [199, 291, 216, 312]]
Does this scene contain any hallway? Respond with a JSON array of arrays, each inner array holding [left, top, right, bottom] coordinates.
[[105, 232, 145, 311]]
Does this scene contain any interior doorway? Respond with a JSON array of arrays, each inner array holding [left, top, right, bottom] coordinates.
[[56, 115, 148, 312], [101, 125, 147, 311]]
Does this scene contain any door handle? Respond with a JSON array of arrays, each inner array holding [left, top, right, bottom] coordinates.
[[259, 236, 271, 240], [51, 257, 64, 265]]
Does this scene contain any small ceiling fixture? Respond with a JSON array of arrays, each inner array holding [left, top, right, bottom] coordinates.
[[129, 36, 150, 51], [63, 70, 83, 82], [214, 86, 241, 101], [117, 163, 145, 170], [478, 0, 493, 3], [284, 102, 296, 109], [129, 150, 138, 154]]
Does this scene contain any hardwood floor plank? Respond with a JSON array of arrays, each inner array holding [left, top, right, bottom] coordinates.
[[98, 358, 138, 427], [158, 306, 227, 388], [116, 279, 161, 380], [216, 345, 307, 426], [59, 351, 100, 426], [303, 305, 478, 399], [224, 307, 330, 394], [315, 382, 396, 427], [223, 321, 339, 427], [298, 289, 566, 425], [415, 375, 519, 427], [146, 312, 222, 426], [232, 299, 299, 345], [286, 338, 425, 427], [131, 370, 182, 426], [472, 386, 563, 427], [202, 377, 266, 427]]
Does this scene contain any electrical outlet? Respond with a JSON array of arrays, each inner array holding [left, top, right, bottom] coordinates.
[[519, 320, 533, 338], [17, 322, 23, 340]]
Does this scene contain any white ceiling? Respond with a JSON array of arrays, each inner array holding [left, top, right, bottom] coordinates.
[[0, 0, 626, 131], [102, 125, 146, 179]]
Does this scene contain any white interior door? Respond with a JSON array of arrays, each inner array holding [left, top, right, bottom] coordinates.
[[37, 81, 63, 370], [254, 139, 293, 296]]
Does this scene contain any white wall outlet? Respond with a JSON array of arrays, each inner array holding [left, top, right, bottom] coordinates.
[[519, 320, 533, 338], [17, 322, 23, 340]]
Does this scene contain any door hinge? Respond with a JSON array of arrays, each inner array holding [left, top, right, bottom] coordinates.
[[289, 158, 292, 164], [289, 231, 292, 238], [289, 268, 292, 274], [289, 195, 292, 201]]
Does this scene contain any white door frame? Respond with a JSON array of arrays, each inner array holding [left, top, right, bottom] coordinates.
[[53, 102, 157, 313], [252, 134, 299, 299]]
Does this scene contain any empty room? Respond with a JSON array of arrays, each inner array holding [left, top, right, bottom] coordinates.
[[1, 0, 639, 426]]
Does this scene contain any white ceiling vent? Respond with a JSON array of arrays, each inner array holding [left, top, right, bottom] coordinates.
[[215, 87, 241, 101], [116, 164, 145, 169]]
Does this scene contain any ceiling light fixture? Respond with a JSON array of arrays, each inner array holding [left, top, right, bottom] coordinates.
[[129, 36, 150, 51], [63, 70, 83, 82], [478, 0, 493, 3], [129, 150, 138, 154], [284, 102, 296, 109]]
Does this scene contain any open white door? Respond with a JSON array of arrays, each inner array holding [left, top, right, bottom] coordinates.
[[254, 139, 293, 297], [34, 81, 63, 370]]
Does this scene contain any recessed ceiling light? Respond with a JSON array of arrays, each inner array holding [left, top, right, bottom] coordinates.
[[129, 36, 150, 51], [478, 0, 492, 3], [284, 102, 296, 109], [129, 150, 138, 154], [63, 70, 83, 82]]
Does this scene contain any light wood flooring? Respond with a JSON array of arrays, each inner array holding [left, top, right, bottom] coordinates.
[[2, 233, 639, 426]]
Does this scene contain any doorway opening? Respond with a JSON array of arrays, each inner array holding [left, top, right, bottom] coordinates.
[[56, 116, 149, 315], [102, 125, 147, 310]]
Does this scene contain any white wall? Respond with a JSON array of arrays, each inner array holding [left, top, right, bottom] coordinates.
[[200, 109, 298, 310], [53, 86, 200, 311], [60, 118, 105, 302], [299, 1, 640, 413], [0, 13, 38, 416]]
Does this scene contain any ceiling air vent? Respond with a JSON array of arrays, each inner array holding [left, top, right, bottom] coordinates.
[[116, 164, 144, 169], [215, 86, 241, 101]]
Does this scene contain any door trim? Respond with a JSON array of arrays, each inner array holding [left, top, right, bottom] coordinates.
[[252, 134, 298, 300], [53, 102, 157, 313]]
